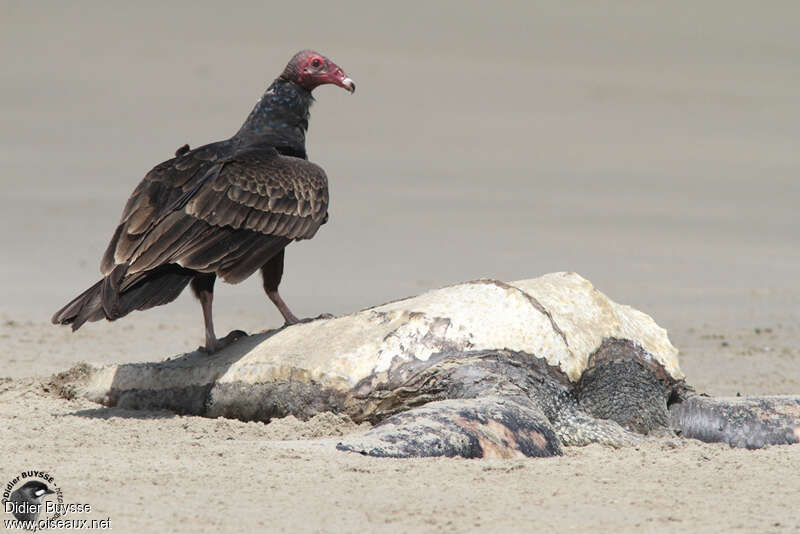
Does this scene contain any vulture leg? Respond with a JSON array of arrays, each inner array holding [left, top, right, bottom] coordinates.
[[190, 274, 244, 353], [261, 250, 300, 326]]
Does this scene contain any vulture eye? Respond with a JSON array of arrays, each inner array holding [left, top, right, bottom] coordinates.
[[311, 58, 322, 68]]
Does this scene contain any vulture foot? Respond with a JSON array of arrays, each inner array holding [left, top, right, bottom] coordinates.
[[199, 329, 247, 354]]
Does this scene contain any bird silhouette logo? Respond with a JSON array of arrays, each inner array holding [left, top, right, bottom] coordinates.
[[2, 471, 63, 527], [7, 481, 55, 522]]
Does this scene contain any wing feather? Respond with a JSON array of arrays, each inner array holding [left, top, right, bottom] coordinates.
[[101, 143, 329, 285]]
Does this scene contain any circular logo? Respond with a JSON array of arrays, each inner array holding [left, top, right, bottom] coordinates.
[[2, 470, 64, 523]]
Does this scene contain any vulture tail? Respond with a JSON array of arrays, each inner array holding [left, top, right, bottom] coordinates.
[[51, 264, 194, 331]]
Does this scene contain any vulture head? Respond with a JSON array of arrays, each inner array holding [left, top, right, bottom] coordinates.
[[281, 50, 356, 94]]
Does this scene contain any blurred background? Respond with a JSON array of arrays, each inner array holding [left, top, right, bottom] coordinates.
[[1, 2, 798, 379]]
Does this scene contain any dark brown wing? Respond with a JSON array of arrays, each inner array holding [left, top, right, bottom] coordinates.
[[99, 141, 230, 274], [186, 148, 328, 240], [101, 144, 329, 285]]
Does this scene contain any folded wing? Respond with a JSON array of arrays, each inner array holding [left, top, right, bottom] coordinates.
[[100, 144, 329, 285]]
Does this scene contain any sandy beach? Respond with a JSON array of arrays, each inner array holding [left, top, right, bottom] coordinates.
[[1, 2, 799, 532]]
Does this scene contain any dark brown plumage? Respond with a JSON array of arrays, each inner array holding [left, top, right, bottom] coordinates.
[[52, 51, 354, 352]]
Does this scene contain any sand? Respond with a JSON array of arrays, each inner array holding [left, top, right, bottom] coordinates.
[[1, 2, 799, 532]]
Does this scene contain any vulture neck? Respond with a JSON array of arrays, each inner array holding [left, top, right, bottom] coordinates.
[[233, 78, 314, 159]]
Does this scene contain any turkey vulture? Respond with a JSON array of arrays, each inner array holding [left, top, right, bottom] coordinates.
[[52, 50, 355, 352]]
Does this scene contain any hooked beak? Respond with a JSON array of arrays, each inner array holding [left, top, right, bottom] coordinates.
[[340, 77, 356, 94], [327, 63, 355, 94]]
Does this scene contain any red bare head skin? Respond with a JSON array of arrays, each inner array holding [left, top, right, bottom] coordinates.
[[281, 50, 355, 94]]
